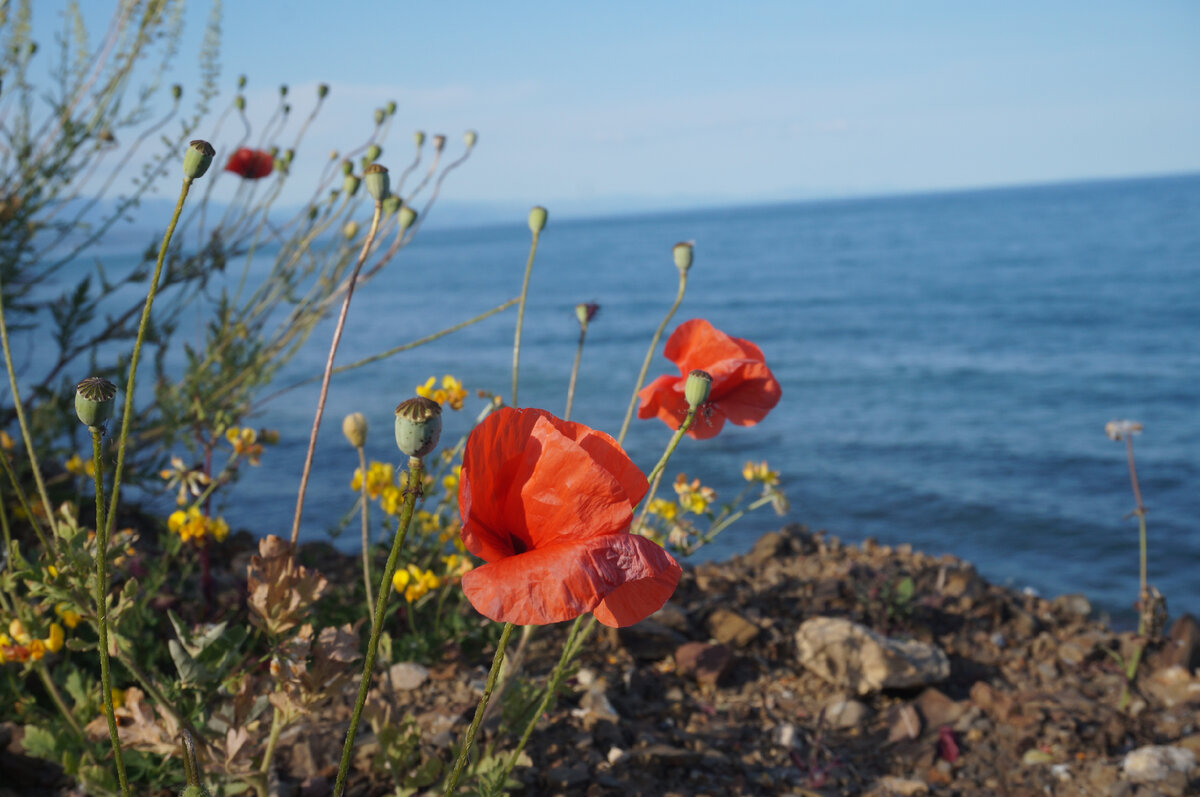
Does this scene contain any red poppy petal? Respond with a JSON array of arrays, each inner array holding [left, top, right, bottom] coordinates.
[[636, 374, 683, 419], [460, 535, 680, 626], [664, 319, 765, 375], [592, 534, 682, 627], [710, 361, 782, 427]]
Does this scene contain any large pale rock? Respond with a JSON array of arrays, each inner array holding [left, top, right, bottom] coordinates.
[[794, 617, 950, 695], [1122, 744, 1196, 782]]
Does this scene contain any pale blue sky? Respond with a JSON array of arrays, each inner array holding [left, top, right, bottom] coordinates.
[[31, 1, 1200, 214]]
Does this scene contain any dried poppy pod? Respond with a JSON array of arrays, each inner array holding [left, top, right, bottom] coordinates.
[[464, 130, 478, 149], [528, 205, 548, 234], [673, 241, 694, 273], [182, 140, 215, 180], [75, 377, 117, 430], [342, 413, 368, 448], [364, 163, 389, 202], [432, 134, 446, 153], [394, 397, 442, 458], [684, 369, 712, 409]]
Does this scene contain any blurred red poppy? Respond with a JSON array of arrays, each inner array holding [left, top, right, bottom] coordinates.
[[224, 147, 274, 179], [458, 407, 680, 627], [637, 318, 781, 440]]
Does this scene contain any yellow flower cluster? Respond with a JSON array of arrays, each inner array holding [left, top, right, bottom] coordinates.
[[226, 427, 268, 465], [441, 465, 461, 493], [167, 507, 230, 543], [55, 602, 81, 629], [416, 375, 468, 411], [160, 457, 210, 506], [441, 553, 473, 580], [351, 461, 394, 500], [0, 618, 64, 664], [65, 453, 96, 478], [674, 474, 716, 514], [0, 431, 13, 450], [393, 564, 441, 602], [647, 498, 678, 521], [742, 460, 779, 486]]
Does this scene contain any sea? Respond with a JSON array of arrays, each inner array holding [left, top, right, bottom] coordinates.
[[67, 174, 1200, 625]]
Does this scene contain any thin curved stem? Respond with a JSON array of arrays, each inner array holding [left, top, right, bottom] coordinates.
[[333, 458, 424, 797], [357, 446, 374, 619], [0, 444, 50, 553], [511, 230, 542, 407], [259, 706, 283, 775], [104, 176, 194, 541], [617, 270, 688, 446], [92, 426, 129, 796], [634, 408, 698, 530], [442, 621, 516, 796], [36, 663, 85, 740], [564, 326, 587, 421], [289, 201, 383, 547]]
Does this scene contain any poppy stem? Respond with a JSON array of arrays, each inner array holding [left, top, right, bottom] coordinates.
[[511, 227, 542, 408], [357, 445, 374, 619], [617, 269, 688, 446], [564, 325, 588, 421], [91, 425, 130, 797], [634, 407, 698, 532], [289, 199, 383, 547], [443, 621, 516, 796], [333, 457, 424, 797], [1124, 436, 1149, 635]]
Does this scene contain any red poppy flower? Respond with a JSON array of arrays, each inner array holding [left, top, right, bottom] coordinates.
[[224, 147, 274, 179], [458, 407, 681, 627], [637, 318, 781, 440]]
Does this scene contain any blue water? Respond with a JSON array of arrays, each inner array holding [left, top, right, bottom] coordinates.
[[84, 175, 1200, 623]]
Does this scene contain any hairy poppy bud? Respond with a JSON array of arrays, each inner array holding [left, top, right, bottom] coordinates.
[[283, 148, 295, 166], [342, 174, 361, 197], [342, 413, 368, 448], [528, 206, 548, 234], [279, 84, 288, 97], [414, 131, 426, 148], [386, 100, 397, 116], [234, 95, 245, 111], [365, 144, 382, 163], [317, 83, 330, 99], [343, 220, 359, 240], [395, 397, 442, 458], [364, 163, 389, 202], [237, 74, 247, 89], [575, 302, 599, 329], [684, 370, 712, 410], [75, 377, 117, 429], [673, 241, 694, 274], [374, 108, 385, 125], [341, 159, 353, 176], [183, 140, 215, 180], [171, 84, 182, 100], [433, 134, 446, 153], [382, 194, 402, 216], [398, 205, 417, 232], [464, 130, 478, 148]]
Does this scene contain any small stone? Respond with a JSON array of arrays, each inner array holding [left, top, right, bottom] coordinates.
[[674, 642, 733, 687], [1159, 614, 1200, 672], [651, 601, 690, 633], [914, 687, 967, 728], [543, 764, 590, 789], [1050, 593, 1092, 620], [1144, 665, 1200, 708], [708, 608, 760, 646], [874, 776, 929, 795], [772, 722, 797, 749], [606, 746, 624, 765], [825, 697, 871, 729], [1010, 606, 1040, 638], [387, 661, 430, 691], [1023, 749, 1055, 765], [794, 617, 950, 695], [744, 531, 788, 566], [886, 704, 922, 744], [1122, 745, 1196, 782], [619, 618, 686, 661]]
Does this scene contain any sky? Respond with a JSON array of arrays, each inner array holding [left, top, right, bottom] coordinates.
[[25, 1, 1200, 217]]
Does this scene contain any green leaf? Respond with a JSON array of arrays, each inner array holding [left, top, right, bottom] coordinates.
[[21, 725, 59, 759]]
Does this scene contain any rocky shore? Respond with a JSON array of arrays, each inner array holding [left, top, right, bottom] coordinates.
[[3, 524, 1198, 795]]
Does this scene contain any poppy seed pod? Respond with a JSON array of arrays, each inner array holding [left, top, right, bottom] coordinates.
[[365, 144, 382, 163], [279, 84, 288, 97], [433, 134, 446, 153], [398, 205, 417, 232], [464, 130, 478, 148], [528, 206, 548, 234], [342, 174, 361, 197], [182, 140, 216, 180], [374, 108, 385, 125], [382, 194, 402, 217], [234, 95, 245, 111], [395, 397, 442, 458], [386, 100, 397, 116], [343, 220, 359, 240], [673, 241, 694, 273], [317, 83, 329, 99], [364, 163, 389, 202], [171, 84, 182, 100], [342, 413, 368, 448], [237, 74, 247, 89], [75, 377, 117, 429], [413, 131, 425, 148], [340, 159, 353, 176], [684, 370, 712, 409]]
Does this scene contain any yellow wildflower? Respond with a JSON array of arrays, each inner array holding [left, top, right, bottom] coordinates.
[[742, 460, 779, 486], [393, 564, 441, 602], [441, 553, 473, 579], [208, 516, 230, 543], [168, 507, 226, 543], [111, 688, 126, 709], [9, 619, 30, 645], [44, 623, 64, 653], [648, 499, 678, 521], [160, 457, 209, 505], [65, 454, 95, 478], [380, 485, 405, 516], [674, 474, 716, 514], [416, 374, 468, 411], [416, 510, 440, 535], [29, 639, 46, 661], [225, 427, 263, 465], [55, 603, 81, 630], [442, 464, 461, 493], [0, 431, 13, 450], [47, 565, 59, 579], [350, 461, 394, 500]]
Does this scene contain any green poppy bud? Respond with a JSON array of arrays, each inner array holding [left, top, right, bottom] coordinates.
[[382, 195, 402, 217], [365, 144, 382, 163], [528, 206, 548, 234], [182, 140, 215, 180], [307, 206, 319, 222], [386, 100, 397, 116], [673, 241, 694, 274], [237, 74, 247, 89], [575, 302, 599, 329], [364, 163, 389, 202], [268, 146, 279, 159], [279, 84, 288, 97], [394, 397, 442, 458], [234, 95, 245, 111], [374, 108, 385, 125], [317, 83, 330, 99], [343, 221, 359, 240], [341, 159, 353, 176], [414, 131, 426, 149], [342, 413, 368, 448], [464, 130, 478, 149], [75, 377, 117, 429], [283, 103, 291, 115], [283, 148, 295, 165], [343, 174, 361, 197], [171, 84, 182, 101], [433, 134, 446, 153], [684, 370, 712, 410], [398, 205, 417, 232]]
